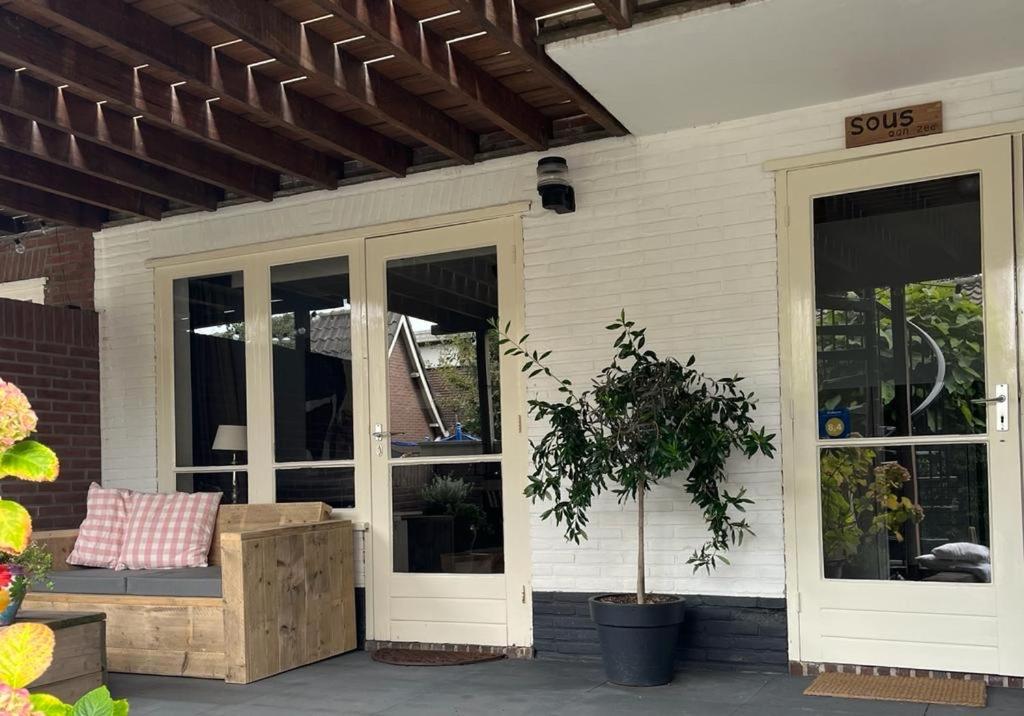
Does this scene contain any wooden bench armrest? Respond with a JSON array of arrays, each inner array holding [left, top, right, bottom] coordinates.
[[219, 520, 356, 683], [33, 529, 80, 571]]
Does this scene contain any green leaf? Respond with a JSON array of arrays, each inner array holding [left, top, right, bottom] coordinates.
[[0, 622, 54, 687], [72, 686, 120, 716], [0, 500, 33, 555], [0, 441, 59, 482], [29, 693, 73, 716]]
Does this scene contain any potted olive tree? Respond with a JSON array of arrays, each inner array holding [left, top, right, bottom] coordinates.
[[500, 313, 775, 686]]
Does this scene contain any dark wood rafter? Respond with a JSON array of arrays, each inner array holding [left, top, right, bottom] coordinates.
[[0, 178, 106, 229], [0, 108, 220, 210], [0, 7, 339, 189], [0, 212, 25, 235], [0, 146, 164, 219], [446, 0, 628, 136], [13, 0, 409, 178], [305, 0, 549, 150], [592, 0, 634, 28], [0, 67, 276, 202], [0, 0, 630, 230], [177, 0, 478, 164]]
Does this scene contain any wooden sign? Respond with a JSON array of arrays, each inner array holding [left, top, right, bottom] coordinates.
[[845, 102, 943, 148]]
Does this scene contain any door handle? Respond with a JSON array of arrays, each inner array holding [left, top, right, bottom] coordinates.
[[372, 423, 390, 441], [970, 395, 1007, 404], [971, 384, 1009, 432]]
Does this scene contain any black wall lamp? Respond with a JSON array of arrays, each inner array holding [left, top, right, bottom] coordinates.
[[536, 156, 575, 214]]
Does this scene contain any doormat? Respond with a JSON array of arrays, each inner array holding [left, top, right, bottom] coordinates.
[[371, 648, 505, 667], [804, 672, 986, 708]]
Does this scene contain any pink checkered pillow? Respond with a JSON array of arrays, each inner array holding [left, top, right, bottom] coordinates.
[[116, 491, 222, 570], [67, 483, 135, 568]]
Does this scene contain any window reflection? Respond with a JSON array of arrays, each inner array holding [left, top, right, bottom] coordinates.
[[271, 258, 355, 463], [814, 175, 984, 439], [820, 443, 988, 582], [392, 463, 503, 574], [385, 247, 501, 457], [173, 273, 247, 468]]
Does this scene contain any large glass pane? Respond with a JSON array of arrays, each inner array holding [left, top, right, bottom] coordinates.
[[276, 467, 354, 509], [385, 247, 501, 456], [820, 443, 989, 582], [270, 258, 355, 462], [173, 273, 247, 467], [392, 462, 503, 574], [814, 175, 984, 439]]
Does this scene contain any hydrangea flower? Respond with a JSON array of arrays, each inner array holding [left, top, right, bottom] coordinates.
[[0, 684, 41, 716], [0, 380, 37, 452]]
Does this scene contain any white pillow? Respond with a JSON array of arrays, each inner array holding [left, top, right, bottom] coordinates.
[[931, 542, 990, 564]]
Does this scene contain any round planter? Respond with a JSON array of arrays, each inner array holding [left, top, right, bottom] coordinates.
[[589, 594, 686, 686]]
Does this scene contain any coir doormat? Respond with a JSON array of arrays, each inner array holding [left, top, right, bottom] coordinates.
[[804, 672, 986, 708], [371, 648, 505, 667]]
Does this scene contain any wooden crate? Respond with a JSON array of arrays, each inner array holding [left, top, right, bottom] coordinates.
[[21, 611, 106, 703]]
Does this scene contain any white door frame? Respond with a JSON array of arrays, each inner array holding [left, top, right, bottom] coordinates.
[[153, 204, 532, 647], [776, 134, 1024, 676], [363, 215, 532, 649]]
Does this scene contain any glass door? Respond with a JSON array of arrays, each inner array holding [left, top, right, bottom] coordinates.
[[786, 136, 1024, 675], [365, 217, 528, 647]]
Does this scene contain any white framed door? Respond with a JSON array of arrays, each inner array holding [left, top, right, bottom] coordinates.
[[364, 216, 531, 648], [783, 135, 1024, 676]]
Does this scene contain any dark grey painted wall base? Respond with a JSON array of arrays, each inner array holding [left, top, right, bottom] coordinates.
[[533, 592, 788, 671]]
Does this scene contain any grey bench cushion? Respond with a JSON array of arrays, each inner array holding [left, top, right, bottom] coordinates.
[[125, 567, 222, 598], [47, 569, 127, 595]]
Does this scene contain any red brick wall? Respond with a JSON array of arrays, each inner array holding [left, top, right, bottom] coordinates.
[[388, 339, 436, 444], [0, 227, 94, 309], [0, 299, 100, 529]]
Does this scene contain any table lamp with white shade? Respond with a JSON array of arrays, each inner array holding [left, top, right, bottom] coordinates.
[[212, 424, 247, 504]]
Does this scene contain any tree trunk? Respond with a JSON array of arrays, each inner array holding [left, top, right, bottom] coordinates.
[[637, 482, 646, 605]]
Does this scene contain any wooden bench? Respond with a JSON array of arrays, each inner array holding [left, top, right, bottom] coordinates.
[[25, 502, 357, 684]]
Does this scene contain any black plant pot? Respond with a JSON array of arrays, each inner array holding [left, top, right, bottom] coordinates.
[[589, 595, 686, 686]]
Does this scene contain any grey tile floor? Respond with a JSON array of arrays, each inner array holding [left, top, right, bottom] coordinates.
[[109, 652, 1024, 715]]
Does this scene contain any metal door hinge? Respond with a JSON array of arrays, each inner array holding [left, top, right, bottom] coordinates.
[[521, 585, 526, 604], [518, 414, 523, 433]]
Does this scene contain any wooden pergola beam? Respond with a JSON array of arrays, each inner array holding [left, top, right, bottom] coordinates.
[[0, 8, 338, 189], [592, 0, 634, 28], [0, 147, 164, 220], [13, 0, 408, 178], [446, 0, 627, 135], [0, 68, 276, 202], [0, 178, 106, 230], [178, 0, 477, 164], [306, 0, 548, 150], [0, 109, 219, 210]]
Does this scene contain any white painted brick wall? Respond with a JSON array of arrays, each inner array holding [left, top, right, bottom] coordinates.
[[95, 64, 1024, 599]]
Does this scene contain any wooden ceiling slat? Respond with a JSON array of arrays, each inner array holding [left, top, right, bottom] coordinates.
[[0, 66, 277, 201], [0, 108, 220, 210], [0, 145, 164, 219], [306, 0, 549, 150], [591, 0, 633, 28], [177, 0, 477, 163], [447, 0, 627, 136], [15, 0, 409, 177], [0, 177, 107, 230], [0, 6, 339, 189]]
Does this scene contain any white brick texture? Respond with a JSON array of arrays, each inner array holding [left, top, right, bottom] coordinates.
[[95, 64, 1024, 600]]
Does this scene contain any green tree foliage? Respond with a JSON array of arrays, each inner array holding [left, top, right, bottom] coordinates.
[[499, 313, 775, 603]]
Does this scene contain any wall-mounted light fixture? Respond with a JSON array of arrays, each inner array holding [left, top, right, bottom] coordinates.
[[537, 156, 575, 214], [12, 238, 25, 255]]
